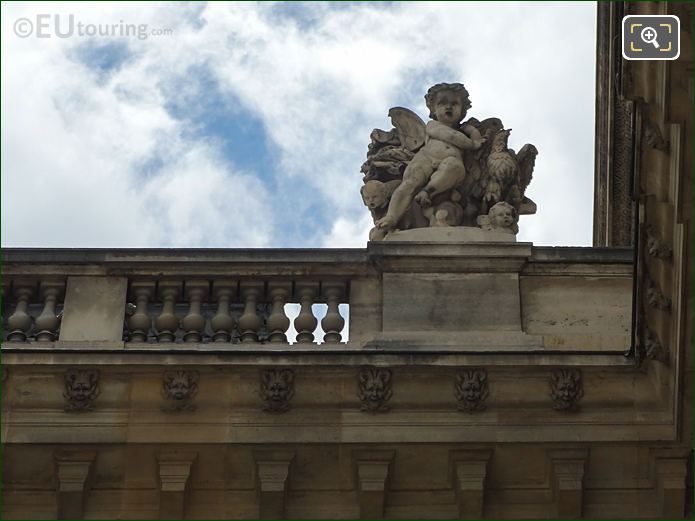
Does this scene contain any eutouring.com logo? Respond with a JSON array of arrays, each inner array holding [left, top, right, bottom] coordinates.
[[13, 14, 173, 40]]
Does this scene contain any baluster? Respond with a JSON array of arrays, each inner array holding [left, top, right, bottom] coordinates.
[[210, 281, 237, 342], [238, 282, 263, 343], [7, 283, 34, 341], [321, 283, 346, 343], [155, 282, 180, 342], [182, 280, 208, 343], [267, 283, 291, 343], [294, 283, 318, 344], [34, 280, 64, 341], [127, 282, 155, 343]]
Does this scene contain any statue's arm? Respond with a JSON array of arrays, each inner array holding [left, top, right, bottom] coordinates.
[[426, 121, 477, 150]]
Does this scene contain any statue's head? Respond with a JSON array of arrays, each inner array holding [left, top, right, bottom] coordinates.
[[361, 180, 389, 210], [425, 83, 471, 124], [489, 202, 517, 229]]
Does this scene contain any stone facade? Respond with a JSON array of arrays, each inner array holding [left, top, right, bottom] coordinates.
[[1, 2, 692, 518]]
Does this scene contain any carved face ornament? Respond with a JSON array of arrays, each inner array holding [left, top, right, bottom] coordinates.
[[64, 369, 99, 411], [170, 377, 191, 400], [260, 369, 294, 413], [361, 181, 389, 210], [550, 369, 583, 411], [358, 368, 392, 412]]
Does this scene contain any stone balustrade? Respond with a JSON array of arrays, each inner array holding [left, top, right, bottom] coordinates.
[[2, 246, 634, 353], [123, 279, 348, 344], [4, 278, 66, 342]]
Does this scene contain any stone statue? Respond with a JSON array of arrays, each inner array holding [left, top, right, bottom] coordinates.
[[360, 82, 538, 240]]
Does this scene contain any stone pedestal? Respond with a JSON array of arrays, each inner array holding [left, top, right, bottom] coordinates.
[[367, 241, 537, 351]]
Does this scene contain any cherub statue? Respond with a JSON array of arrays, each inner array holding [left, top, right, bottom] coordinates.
[[359, 81, 538, 240], [375, 83, 485, 233], [477, 201, 518, 234]]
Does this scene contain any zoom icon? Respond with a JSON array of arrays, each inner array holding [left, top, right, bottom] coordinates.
[[622, 15, 680, 60]]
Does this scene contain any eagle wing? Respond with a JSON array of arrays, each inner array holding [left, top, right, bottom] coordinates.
[[516, 143, 538, 195]]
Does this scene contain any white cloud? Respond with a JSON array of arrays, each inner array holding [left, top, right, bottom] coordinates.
[[1, 1, 597, 249]]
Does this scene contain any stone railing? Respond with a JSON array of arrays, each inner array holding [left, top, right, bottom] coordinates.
[[2, 245, 634, 354]]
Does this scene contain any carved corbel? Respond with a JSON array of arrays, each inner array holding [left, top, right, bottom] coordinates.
[[650, 448, 690, 519], [449, 449, 493, 518], [54, 450, 96, 519], [548, 449, 589, 518], [353, 450, 395, 519], [254, 450, 294, 519], [157, 451, 197, 519]]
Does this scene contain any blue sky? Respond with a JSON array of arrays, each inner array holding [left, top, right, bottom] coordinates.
[[1, 1, 597, 248]]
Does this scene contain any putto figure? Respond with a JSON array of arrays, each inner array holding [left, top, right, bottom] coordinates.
[[360, 82, 538, 240], [477, 201, 518, 235], [376, 83, 484, 232]]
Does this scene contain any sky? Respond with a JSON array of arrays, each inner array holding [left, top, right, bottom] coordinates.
[[1, 1, 597, 249]]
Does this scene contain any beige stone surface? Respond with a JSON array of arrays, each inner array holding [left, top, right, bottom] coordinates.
[[59, 276, 127, 342], [383, 272, 522, 332], [384, 226, 515, 242]]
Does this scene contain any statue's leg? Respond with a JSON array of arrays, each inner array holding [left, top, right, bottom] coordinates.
[[377, 158, 430, 229], [421, 157, 466, 198]]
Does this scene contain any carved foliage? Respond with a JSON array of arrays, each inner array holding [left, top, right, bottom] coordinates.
[[644, 118, 669, 151], [161, 370, 199, 412], [454, 369, 489, 413], [645, 327, 669, 363], [358, 367, 392, 413], [645, 276, 672, 311], [645, 225, 672, 259], [549, 369, 583, 412], [260, 368, 294, 413], [63, 369, 100, 412]]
